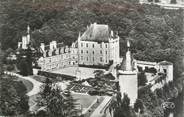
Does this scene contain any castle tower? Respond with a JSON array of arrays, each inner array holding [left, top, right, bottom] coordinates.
[[125, 40, 132, 71], [118, 39, 138, 106], [21, 25, 31, 49]]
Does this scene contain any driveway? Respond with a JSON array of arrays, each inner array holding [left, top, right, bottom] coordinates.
[[4, 71, 43, 96]]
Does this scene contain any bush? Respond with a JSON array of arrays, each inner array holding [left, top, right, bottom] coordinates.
[[6, 64, 14, 71]]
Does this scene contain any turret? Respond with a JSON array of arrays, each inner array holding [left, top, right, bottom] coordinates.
[[125, 39, 132, 71], [118, 39, 138, 106], [27, 25, 30, 44]]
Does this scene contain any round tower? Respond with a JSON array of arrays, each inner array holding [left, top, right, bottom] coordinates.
[[118, 39, 138, 106]]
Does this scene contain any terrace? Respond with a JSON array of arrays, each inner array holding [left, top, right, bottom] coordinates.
[[50, 66, 105, 79]]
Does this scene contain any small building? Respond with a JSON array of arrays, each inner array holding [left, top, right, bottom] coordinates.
[[158, 61, 173, 83], [78, 22, 120, 67], [134, 60, 159, 72], [134, 59, 173, 82]]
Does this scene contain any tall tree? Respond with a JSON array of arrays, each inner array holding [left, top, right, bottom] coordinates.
[[138, 72, 147, 87], [134, 99, 144, 114], [109, 93, 136, 117], [0, 77, 29, 116], [36, 78, 79, 117]]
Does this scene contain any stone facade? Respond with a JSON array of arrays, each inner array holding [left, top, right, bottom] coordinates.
[[134, 60, 173, 83], [118, 40, 138, 106], [139, 0, 184, 9], [18, 23, 121, 71], [78, 23, 120, 66], [140, 0, 184, 4], [37, 41, 78, 71]]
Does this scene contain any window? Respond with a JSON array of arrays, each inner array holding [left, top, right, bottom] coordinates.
[[106, 51, 107, 54], [100, 57, 103, 62], [81, 43, 83, 47], [87, 57, 88, 61], [81, 50, 83, 54], [163, 69, 167, 73], [92, 44, 94, 48], [93, 51, 94, 54], [100, 44, 102, 48], [93, 57, 94, 61], [106, 44, 108, 48], [100, 50, 102, 54], [86, 43, 88, 47], [86, 50, 88, 54], [81, 56, 83, 60]]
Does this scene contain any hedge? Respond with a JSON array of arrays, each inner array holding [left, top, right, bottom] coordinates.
[[38, 71, 76, 81]]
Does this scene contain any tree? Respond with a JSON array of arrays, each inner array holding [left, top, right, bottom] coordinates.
[[134, 99, 144, 114], [109, 93, 136, 117], [0, 77, 29, 116], [62, 90, 79, 116], [36, 78, 79, 117], [0, 46, 4, 74], [170, 0, 177, 4], [18, 58, 29, 76], [93, 70, 104, 78], [138, 72, 147, 87], [16, 46, 34, 76], [138, 86, 164, 117]]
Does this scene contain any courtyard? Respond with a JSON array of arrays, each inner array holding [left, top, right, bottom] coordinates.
[[50, 66, 105, 79]]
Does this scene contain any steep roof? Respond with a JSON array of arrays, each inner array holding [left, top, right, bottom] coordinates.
[[158, 61, 173, 65], [80, 23, 111, 42]]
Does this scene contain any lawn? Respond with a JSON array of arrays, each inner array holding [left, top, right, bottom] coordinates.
[[72, 93, 97, 109], [51, 67, 105, 79], [16, 77, 33, 93]]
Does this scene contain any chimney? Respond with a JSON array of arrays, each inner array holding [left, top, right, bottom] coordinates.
[[18, 42, 22, 48], [111, 30, 114, 37], [50, 41, 53, 50], [52, 41, 57, 49]]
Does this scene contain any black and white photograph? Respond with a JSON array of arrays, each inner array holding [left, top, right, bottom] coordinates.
[[0, 0, 184, 117]]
